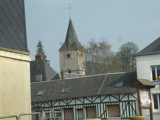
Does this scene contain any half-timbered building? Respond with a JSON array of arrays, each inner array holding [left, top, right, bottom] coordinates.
[[31, 72, 140, 120]]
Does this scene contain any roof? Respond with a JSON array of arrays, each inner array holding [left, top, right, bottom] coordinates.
[[59, 19, 84, 51], [137, 37, 160, 56], [31, 72, 137, 103], [30, 60, 60, 82], [0, 0, 28, 52]]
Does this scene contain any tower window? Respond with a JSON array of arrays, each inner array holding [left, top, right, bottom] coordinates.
[[67, 54, 71, 58]]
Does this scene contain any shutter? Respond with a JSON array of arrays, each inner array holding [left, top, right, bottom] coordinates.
[[107, 105, 120, 117], [86, 106, 96, 118], [64, 108, 73, 120]]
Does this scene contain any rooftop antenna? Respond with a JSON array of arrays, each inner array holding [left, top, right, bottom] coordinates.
[[68, 2, 72, 19]]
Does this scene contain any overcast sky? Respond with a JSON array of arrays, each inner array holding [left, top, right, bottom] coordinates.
[[25, 0, 160, 72]]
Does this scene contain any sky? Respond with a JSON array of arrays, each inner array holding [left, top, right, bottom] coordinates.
[[25, 0, 160, 72]]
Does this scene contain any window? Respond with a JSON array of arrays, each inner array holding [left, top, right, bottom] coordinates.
[[55, 111, 62, 120], [151, 65, 160, 80], [68, 70, 71, 73], [153, 94, 160, 110], [45, 112, 50, 120], [115, 81, 124, 87], [107, 105, 120, 117], [77, 109, 83, 120], [67, 54, 71, 58], [86, 106, 96, 118], [61, 87, 70, 93]]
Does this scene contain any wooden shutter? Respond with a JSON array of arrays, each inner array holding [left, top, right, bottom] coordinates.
[[86, 106, 96, 118], [107, 105, 120, 117], [64, 108, 73, 120]]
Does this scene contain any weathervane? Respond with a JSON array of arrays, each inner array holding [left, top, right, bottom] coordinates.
[[68, 2, 72, 18]]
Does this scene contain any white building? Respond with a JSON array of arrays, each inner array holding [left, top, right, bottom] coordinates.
[[136, 37, 160, 120]]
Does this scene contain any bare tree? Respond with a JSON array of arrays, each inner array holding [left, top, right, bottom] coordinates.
[[117, 42, 138, 71], [85, 38, 120, 75]]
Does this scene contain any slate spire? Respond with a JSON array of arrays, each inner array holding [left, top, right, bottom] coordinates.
[[59, 19, 84, 51]]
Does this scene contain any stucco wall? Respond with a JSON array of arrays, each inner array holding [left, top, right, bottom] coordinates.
[[136, 54, 160, 119], [136, 54, 160, 81], [0, 50, 31, 117]]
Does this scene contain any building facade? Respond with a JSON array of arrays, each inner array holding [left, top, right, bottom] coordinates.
[[0, 0, 31, 117], [136, 37, 160, 120], [31, 72, 141, 120]]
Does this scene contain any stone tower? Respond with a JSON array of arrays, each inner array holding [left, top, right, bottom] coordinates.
[[59, 19, 85, 78]]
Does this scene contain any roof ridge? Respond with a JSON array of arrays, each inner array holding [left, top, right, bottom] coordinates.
[[31, 72, 128, 84], [97, 73, 109, 94]]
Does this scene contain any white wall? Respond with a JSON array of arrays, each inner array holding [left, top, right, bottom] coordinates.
[[0, 49, 31, 117], [136, 54, 160, 119], [136, 54, 160, 81]]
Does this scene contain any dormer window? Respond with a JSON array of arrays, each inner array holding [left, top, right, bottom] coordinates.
[[115, 81, 124, 87], [61, 87, 70, 93], [36, 90, 45, 96], [151, 65, 160, 80]]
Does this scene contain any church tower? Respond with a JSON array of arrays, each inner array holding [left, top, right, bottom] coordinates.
[[59, 19, 85, 78]]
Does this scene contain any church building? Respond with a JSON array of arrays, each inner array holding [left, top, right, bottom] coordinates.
[[59, 19, 86, 78]]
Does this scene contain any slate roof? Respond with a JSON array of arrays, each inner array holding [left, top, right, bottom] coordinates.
[[31, 72, 137, 103], [59, 19, 84, 51], [30, 60, 60, 82], [137, 37, 160, 56], [0, 0, 28, 52]]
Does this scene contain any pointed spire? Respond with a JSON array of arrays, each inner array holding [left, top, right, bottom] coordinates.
[[59, 19, 84, 51], [35, 41, 47, 61]]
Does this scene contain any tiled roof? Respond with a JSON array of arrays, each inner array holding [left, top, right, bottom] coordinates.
[[59, 19, 84, 51], [0, 0, 28, 52], [31, 72, 137, 103], [137, 37, 160, 56]]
